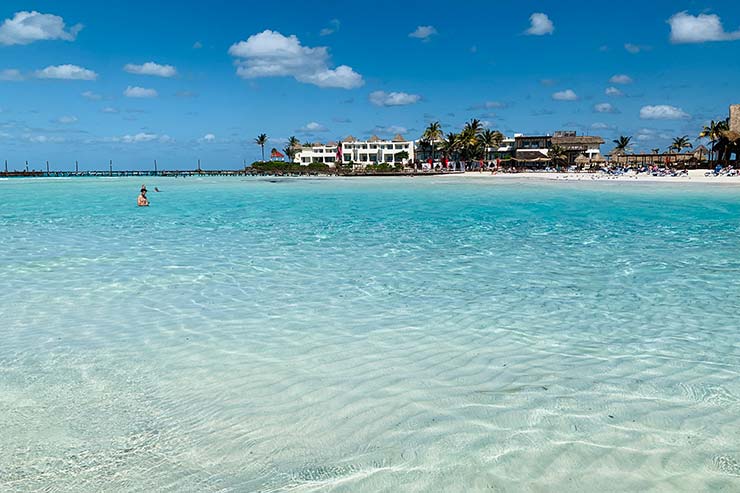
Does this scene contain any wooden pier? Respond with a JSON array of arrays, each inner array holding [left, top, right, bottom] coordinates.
[[0, 169, 462, 178]]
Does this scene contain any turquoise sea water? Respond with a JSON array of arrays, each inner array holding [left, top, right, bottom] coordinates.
[[1, 176, 740, 492]]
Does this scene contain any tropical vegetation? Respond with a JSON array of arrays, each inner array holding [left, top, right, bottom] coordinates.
[[612, 136, 632, 154], [548, 145, 568, 168], [421, 119, 504, 163], [283, 136, 300, 162], [668, 136, 692, 153], [254, 133, 268, 162], [420, 121, 443, 160], [699, 118, 731, 164], [250, 160, 331, 174]]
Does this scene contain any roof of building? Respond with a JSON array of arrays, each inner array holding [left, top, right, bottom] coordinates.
[[722, 129, 740, 142], [515, 149, 550, 161], [551, 135, 605, 145], [368, 135, 381, 142], [342, 135, 357, 142], [392, 134, 406, 142]]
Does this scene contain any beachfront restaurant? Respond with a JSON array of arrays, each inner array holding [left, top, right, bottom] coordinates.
[[608, 149, 707, 168], [551, 132, 605, 165], [513, 134, 552, 167]]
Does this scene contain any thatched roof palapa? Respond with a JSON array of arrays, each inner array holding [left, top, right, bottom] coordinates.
[[551, 135, 605, 146], [722, 129, 740, 143]]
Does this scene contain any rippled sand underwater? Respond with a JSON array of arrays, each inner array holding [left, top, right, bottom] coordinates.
[[1, 176, 739, 492]]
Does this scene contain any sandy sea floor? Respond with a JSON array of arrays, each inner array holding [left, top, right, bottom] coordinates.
[[1, 177, 739, 492]]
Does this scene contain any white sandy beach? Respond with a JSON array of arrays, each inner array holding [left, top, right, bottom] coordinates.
[[450, 169, 740, 184]]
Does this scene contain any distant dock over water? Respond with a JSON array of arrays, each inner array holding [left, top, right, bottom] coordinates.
[[0, 169, 460, 178]]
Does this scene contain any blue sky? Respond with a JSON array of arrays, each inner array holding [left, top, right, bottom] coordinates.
[[1, 0, 739, 170]]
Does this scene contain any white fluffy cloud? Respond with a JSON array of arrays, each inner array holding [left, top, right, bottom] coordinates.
[[369, 90, 421, 106], [298, 122, 329, 133], [26, 135, 65, 143], [640, 105, 690, 120], [605, 86, 623, 96], [228, 30, 363, 89], [102, 133, 171, 144], [526, 13, 554, 35], [594, 103, 617, 113], [409, 25, 437, 41], [636, 128, 672, 142], [124, 62, 177, 77], [0, 69, 23, 81], [35, 64, 97, 80], [591, 122, 614, 130], [101, 107, 118, 113], [320, 19, 340, 36], [609, 74, 633, 84], [201, 133, 216, 142], [552, 89, 578, 101], [124, 86, 158, 98], [668, 11, 740, 44], [371, 125, 408, 135], [122, 133, 157, 143], [0, 11, 82, 45], [81, 90, 101, 100], [56, 115, 78, 124], [469, 101, 506, 110]]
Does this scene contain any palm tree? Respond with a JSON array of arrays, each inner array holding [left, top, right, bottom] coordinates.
[[669, 135, 692, 153], [714, 128, 739, 165], [651, 148, 660, 154], [479, 129, 504, 161], [283, 135, 300, 162], [549, 144, 568, 169], [699, 119, 729, 164], [255, 133, 268, 162], [440, 132, 460, 160], [460, 119, 483, 161], [612, 135, 632, 154], [421, 121, 443, 161]]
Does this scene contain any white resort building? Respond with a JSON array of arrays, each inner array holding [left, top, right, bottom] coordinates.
[[294, 141, 340, 166], [294, 134, 415, 167]]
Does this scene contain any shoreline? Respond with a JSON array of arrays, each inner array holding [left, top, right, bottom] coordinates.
[[3, 169, 740, 185], [447, 169, 740, 184]]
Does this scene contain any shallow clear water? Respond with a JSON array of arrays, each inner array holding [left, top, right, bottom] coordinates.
[[1, 176, 740, 492]]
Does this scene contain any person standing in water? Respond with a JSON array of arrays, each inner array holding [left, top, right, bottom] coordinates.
[[137, 185, 149, 207]]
